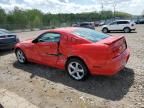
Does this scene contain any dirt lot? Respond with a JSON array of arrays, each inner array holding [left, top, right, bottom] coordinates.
[[0, 25, 144, 108]]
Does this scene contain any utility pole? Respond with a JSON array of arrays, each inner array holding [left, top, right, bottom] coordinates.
[[100, 0, 105, 20], [112, 0, 117, 20], [113, 0, 117, 20]]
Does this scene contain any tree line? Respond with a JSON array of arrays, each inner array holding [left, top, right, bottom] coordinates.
[[0, 7, 132, 30]]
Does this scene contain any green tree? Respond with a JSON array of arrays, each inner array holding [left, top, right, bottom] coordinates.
[[6, 7, 28, 29], [25, 9, 43, 28], [0, 7, 7, 28], [0, 7, 133, 30]]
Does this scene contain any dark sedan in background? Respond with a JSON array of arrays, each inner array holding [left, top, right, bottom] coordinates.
[[0, 29, 19, 50], [72, 22, 95, 30]]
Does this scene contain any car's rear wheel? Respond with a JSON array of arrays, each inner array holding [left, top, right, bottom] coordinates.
[[16, 49, 27, 64], [66, 58, 88, 81], [102, 28, 109, 33], [124, 27, 131, 33]]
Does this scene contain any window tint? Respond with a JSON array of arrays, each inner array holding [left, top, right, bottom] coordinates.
[[72, 28, 109, 42], [117, 21, 129, 24], [38, 33, 60, 42], [80, 23, 89, 26]]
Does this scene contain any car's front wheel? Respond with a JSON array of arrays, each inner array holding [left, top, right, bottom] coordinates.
[[102, 28, 109, 33], [16, 49, 27, 64], [66, 58, 88, 81]]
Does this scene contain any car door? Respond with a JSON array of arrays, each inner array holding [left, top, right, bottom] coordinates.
[[108, 21, 118, 30], [35, 32, 61, 66], [117, 21, 129, 30]]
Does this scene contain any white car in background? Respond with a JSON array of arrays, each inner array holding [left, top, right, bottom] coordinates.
[[102, 20, 136, 33]]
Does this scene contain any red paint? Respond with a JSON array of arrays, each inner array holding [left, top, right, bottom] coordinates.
[[15, 27, 130, 75]]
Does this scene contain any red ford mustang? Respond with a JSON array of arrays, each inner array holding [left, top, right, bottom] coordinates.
[[15, 27, 130, 80]]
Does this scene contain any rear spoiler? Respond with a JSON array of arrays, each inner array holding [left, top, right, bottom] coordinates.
[[103, 36, 124, 45]]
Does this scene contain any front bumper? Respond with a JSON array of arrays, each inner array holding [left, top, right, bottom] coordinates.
[[90, 49, 130, 76]]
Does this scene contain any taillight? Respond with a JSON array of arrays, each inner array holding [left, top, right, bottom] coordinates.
[[112, 39, 127, 58], [112, 47, 120, 58]]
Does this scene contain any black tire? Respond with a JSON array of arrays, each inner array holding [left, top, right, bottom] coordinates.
[[66, 58, 89, 81], [123, 27, 131, 33], [15, 49, 27, 64], [102, 28, 109, 33]]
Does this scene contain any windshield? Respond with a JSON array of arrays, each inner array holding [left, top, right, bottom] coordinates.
[[72, 28, 109, 42]]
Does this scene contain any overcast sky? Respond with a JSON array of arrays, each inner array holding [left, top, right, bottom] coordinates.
[[0, 0, 144, 15]]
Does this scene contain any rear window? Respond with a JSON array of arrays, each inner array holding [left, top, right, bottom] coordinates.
[[72, 28, 109, 42]]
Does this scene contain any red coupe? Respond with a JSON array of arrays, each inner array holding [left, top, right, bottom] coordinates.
[[15, 27, 130, 80]]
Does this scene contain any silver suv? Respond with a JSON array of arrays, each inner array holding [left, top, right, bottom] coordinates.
[[102, 20, 136, 33]]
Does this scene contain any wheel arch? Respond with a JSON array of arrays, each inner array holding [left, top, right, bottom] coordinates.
[[15, 47, 26, 55], [123, 26, 130, 30], [102, 27, 109, 33], [65, 56, 89, 71], [15, 47, 27, 60], [102, 27, 108, 30], [15, 47, 21, 53]]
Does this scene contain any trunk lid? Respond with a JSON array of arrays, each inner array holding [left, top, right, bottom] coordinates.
[[99, 36, 127, 58]]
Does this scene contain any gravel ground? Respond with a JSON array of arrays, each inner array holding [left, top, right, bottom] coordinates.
[[0, 25, 144, 108]]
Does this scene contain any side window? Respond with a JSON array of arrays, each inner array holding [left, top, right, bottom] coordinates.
[[80, 23, 88, 26], [38, 33, 60, 42], [117, 21, 122, 24], [117, 21, 129, 24], [110, 22, 117, 25]]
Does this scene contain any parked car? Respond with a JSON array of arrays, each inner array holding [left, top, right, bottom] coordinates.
[[0, 29, 19, 50], [72, 22, 95, 30], [15, 27, 130, 80], [94, 21, 101, 27], [102, 20, 136, 33], [134, 19, 144, 24], [138, 19, 144, 24], [99, 20, 106, 26]]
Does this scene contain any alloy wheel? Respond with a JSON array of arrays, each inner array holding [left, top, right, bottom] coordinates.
[[16, 50, 25, 63], [68, 62, 85, 80]]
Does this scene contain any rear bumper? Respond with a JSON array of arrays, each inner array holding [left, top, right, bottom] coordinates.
[[131, 26, 136, 31], [131, 28, 136, 31], [90, 49, 130, 76]]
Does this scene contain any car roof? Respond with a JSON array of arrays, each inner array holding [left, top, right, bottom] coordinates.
[[49, 27, 79, 33], [115, 20, 131, 22]]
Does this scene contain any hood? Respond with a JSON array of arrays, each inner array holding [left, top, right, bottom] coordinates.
[[102, 25, 108, 28]]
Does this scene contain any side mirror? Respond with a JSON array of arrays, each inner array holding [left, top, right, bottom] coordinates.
[[32, 39, 38, 43]]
